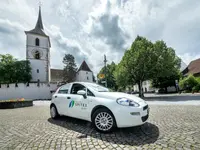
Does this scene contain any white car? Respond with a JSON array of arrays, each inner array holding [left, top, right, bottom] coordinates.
[[50, 82, 149, 132]]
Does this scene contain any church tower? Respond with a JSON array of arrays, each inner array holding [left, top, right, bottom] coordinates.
[[25, 6, 51, 83]]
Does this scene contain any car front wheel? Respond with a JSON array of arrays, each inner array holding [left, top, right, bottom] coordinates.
[[50, 105, 59, 119], [92, 108, 116, 133]]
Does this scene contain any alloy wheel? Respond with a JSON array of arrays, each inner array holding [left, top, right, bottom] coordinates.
[[95, 112, 113, 131]]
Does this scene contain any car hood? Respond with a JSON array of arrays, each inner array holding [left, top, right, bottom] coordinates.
[[96, 92, 146, 104]]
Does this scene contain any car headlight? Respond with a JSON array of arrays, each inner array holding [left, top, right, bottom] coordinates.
[[116, 97, 140, 107]]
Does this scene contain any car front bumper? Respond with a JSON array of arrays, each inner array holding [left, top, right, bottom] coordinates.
[[113, 104, 149, 128]]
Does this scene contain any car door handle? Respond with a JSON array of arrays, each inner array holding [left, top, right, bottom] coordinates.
[[67, 97, 71, 99], [54, 95, 58, 98]]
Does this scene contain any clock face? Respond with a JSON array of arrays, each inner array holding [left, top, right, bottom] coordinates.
[[31, 49, 43, 59]]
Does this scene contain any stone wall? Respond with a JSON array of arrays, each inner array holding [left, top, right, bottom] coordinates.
[[76, 70, 93, 83], [0, 83, 58, 100]]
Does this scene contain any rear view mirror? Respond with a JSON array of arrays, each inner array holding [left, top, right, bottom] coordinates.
[[77, 90, 87, 99], [77, 90, 86, 95]]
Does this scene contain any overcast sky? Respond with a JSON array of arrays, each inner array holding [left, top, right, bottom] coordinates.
[[1, 0, 200, 75]]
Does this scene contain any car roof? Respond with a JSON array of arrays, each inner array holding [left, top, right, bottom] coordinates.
[[68, 82, 95, 84], [63, 82, 95, 87]]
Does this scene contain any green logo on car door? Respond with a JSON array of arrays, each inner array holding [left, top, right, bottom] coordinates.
[[69, 100, 87, 109], [69, 100, 75, 108]]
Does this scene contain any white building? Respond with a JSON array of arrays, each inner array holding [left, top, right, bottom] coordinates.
[[49, 60, 94, 83], [25, 6, 51, 83], [133, 81, 154, 93], [24, 6, 93, 84], [76, 60, 93, 82]]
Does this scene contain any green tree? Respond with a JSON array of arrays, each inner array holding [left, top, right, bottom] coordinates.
[[113, 58, 131, 91], [0, 54, 31, 83], [0, 54, 16, 83], [152, 42, 181, 78], [14, 60, 32, 83], [114, 36, 181, 97], [63, 54, 77, 83], [97, 62, 118, 90], [151, 72, 181, 93]]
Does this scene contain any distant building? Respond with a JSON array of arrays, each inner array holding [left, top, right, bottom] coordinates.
[[51, 69, 64, 83], [133, 81, 155, 93], [50, 61, 93, 83], [182, 58, 200, 77], [76, 60, 93, 83]]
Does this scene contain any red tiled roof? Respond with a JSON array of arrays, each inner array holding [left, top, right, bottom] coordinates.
[[184, 58, 200, 75]]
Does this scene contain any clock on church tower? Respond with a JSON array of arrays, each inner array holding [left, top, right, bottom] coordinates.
[[25, 6, 51, 83]]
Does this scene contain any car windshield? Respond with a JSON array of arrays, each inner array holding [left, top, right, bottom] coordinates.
[[86, 83, 109, 92]]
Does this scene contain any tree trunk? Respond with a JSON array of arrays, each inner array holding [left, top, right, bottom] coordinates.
[[164, 87, 167, 93], [138, 80, 144, 98]]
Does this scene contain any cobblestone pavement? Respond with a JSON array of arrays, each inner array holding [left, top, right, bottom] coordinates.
[[0, 105, 200, 150]]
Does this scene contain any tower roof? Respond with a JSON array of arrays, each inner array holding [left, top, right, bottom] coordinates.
[[78, 60, 92, 72], [35, 6, 44, 30], [25, 6, 47, 36], [25, 6, 51, 47]]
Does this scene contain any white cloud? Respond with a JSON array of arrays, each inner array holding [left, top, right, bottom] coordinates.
[[1, 0, 200, 76], [0, 19, 26, 59]]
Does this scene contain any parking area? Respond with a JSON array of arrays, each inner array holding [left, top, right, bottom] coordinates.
[[0, 104, 200, 149]]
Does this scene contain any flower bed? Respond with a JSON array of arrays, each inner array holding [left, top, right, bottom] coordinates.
[[0, 98, 33, 109]]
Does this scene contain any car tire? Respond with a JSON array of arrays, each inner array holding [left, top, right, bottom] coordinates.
[[92, 108, 116, 133], [50, 105, 59, 119]]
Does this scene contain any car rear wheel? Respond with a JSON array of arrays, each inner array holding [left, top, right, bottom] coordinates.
[[50, 105, 59, 119], [92, 108, 116, 133]]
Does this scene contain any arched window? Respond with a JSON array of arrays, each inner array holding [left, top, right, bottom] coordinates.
[[35, 51, 40, 59], [35, 38, 40, 46]]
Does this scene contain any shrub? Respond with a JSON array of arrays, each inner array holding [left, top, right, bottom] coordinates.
[[179, 74, 198, 92], [196, 77, 200, 84], [192, 84, 200, 93]]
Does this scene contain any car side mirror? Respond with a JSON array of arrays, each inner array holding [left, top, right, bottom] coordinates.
[[77, 90, 87, 99]]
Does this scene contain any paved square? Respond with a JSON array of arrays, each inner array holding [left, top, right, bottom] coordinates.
[[0, 104, 200, 149]]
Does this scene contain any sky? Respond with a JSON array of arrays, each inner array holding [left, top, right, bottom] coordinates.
[[1, 0, 200, 76]]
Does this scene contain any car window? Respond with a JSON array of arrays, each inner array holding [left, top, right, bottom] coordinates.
[[85, 83, 109, 92], [87, 89, 95, 97], [70, 83, 86, 94], [58, 84, 70, 94]]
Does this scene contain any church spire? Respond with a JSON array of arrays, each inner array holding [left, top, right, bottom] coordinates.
[[25, 4, 51, 47], [35, 6, 44, 30], [25, 5, 47, 37]]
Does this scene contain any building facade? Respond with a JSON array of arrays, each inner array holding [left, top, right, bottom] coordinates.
[[76, 61, 93, 83], [133, 81, 154, 93], [25, 6, 51, 83], [50, 61, 94, 83]]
